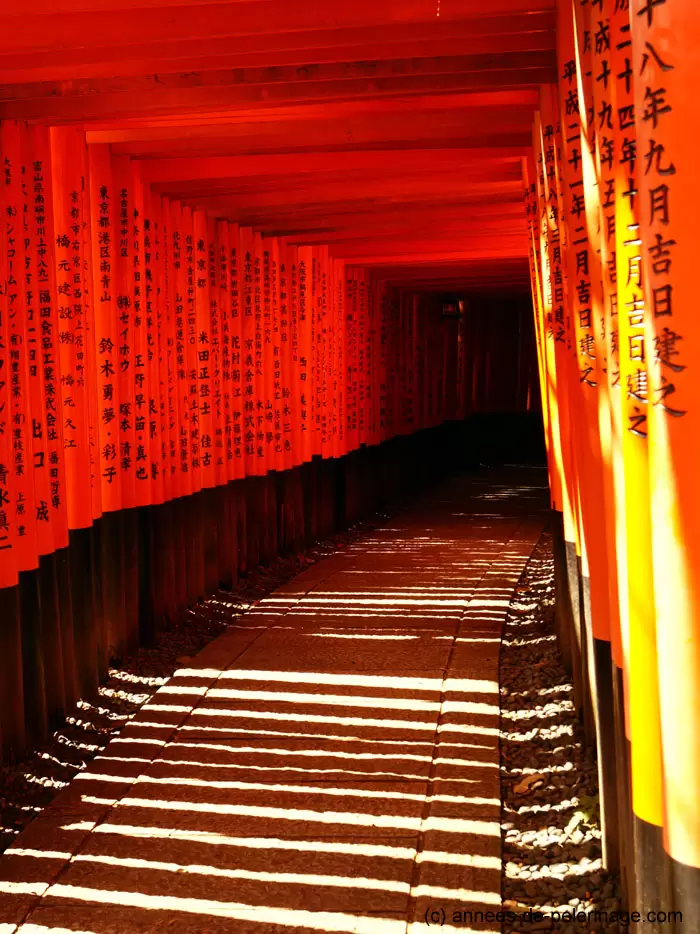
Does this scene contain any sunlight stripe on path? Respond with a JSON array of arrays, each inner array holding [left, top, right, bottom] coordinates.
[[79, 797, 498, 835], [63, 822, 417, 859], [39, 885, 406, 933]]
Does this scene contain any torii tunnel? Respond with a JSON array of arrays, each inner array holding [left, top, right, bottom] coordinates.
[[0, 0, 698, 931]]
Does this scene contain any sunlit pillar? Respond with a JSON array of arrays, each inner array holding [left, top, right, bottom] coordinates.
[[631, 0, 700, 923]]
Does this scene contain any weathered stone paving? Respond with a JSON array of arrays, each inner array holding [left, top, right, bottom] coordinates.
[[0, 471, 547, 934]]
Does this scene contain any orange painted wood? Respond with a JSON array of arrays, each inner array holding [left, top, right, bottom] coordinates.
[[0, 1, 556, 54], [631, 0, 700, 871], [0, 71, 556, 123], [2, 121, 39, 573], [0, 30, 556, 86], [28, 125, 70, 552], [129, 162, 153, 508]]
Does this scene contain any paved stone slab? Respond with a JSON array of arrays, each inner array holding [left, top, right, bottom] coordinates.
[[0, 470, 547, 934]]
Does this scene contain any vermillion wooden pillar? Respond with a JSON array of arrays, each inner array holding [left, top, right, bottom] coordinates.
[[603, 0, 670, 918], [631, 0, 700, 925], [534, 93, 580, 691]]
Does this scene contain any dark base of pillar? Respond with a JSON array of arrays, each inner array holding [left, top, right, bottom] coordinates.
[[0, 585, 25, 760], [122, 508, 140, 654], [37, 555, 66, 732], [612, 666, 634, 911], [633, 815, 675, 932], [68, 526, 100, 702], [671, 857, 700, 933], [19, 568, 48, 749], [591, 636, 620, 875], [578, 564, 596, 748]]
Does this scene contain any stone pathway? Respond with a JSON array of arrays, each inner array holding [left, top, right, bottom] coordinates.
[[0, 471, 548, 934], [0, 513, 392, 858]]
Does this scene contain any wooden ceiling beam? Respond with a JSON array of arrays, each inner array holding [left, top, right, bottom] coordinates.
[[0, 1, 555, 52], [209, 200, 524, 232], [84, 88, 540, 129], [171, 181, 523, 216], [148, 165, 523, 199], [378, 281, 530, 292], [0, 65, 553, 122], [137, 149, 522, 183], [253, 203, 526, 236], [222, 198, 528, 219], [371, 257, 529, 277], [194, 191, 524, 227], [375, 272, 529, 283], [8, 0, 554, 20], [0, 30, 555, 84], [288, 220, 528, 246], [334, 242, 527, 262], [110, 134, 532, 157], [0, 51, 556, 103], [88, 94, 536, 150]]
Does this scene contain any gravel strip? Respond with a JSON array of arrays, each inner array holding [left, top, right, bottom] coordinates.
[[0, 510, 391, 855], [500, 531, 622, 933]]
